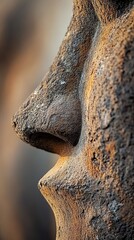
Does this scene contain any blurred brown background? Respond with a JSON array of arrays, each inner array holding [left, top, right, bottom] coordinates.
[[0, 1, 72, 240]]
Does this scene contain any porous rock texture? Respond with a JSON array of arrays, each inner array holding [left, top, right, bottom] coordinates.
[[13, 0, 134, 239]]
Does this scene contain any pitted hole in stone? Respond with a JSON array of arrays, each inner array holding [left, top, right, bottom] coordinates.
[[12, 121, 16, 128], [38, 180, 43, 190], [23, 99, 31, 109]]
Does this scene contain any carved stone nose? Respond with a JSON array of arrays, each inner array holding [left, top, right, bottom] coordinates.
[[12, 1, 98, 155], [12, 78, 81, 154]]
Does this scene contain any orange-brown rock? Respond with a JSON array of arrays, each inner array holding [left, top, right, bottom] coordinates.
[[13, 1, 134, 239]]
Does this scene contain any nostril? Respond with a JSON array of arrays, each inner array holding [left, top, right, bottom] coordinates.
[[12, 106, 81, 155], [28, 132, 74, 155], [31, 132, 66, 145], [12, 96, 82, 155]]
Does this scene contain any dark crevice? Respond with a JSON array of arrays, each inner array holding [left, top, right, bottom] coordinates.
[[25, 131, 80, 155]]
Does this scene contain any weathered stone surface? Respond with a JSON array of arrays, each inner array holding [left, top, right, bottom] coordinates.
[[13, 1, 134, 239]]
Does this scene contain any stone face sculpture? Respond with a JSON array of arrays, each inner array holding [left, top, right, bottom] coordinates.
[[13, 1, 134, 239]]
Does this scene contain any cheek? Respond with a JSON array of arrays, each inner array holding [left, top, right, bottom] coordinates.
[[78, 16, 134, 221]]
